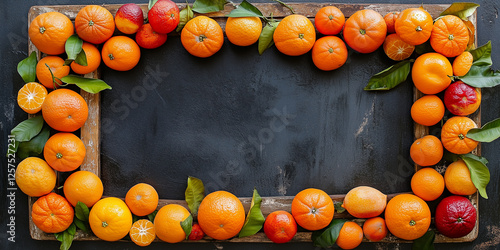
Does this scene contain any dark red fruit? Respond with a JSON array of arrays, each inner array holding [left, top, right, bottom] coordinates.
[[136, 23, 168, 49], [444, 81, 481, 116], [115, 3, 144, 34], [188, 223, 205, 240], [435, 196, 477, 238], [264, 211, 297, 243], [148, 0, 180, 34]]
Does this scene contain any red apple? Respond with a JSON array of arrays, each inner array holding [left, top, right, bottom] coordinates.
[[148, 0, 180, 34], [115, 3, 144, 34], [435, 196, 477, 238], [444, 81, 481, 116]]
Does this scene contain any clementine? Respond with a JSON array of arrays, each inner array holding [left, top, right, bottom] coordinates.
[[453, 51, 473, 76], [17, 82, 47, 114], [412, 52, 453, 94], [32, 193, 74, 233], [311, 36, 348, 71], [441, 116, 479, 154], [42, 88, 89, 132], [385, 194, 431, 240], [273, 14, 316, 56], [28, 12, 74, 55], [343, 9, 387, 53], [15, 157, 56, 197], [181, 16, 224, 58], [314, 6, 345, 35], [411, 95, 445, 126], [383, 33, 415, 61], [75, 5, 115, 44], [130, 219, 156, 247], [154, 204, 191, 243], [102, 36, 141, 71], [225, 16, 262, 46], [430, 15, 469, 58], [336, 221, 363, 250], [444, 159, 477, 195], [395, 7, 433, 46], [291, 188, 334, 231], [125, 183, 159, 216], [36, 56, 70, 89], [63, 170, 103, 207], [70, 42, 101, 75], [411, 167, 445, 201], [89, 197, 133, 241], [43, 133, 86, 172], [410, 135, 443, 167]]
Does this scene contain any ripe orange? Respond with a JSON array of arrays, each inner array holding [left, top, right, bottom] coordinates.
[[125, 183, 159, 216], [36, 56, 70, 89], [311, 36, 348, 71], [89, 197, 133, 241], [412, 52, 453, 94], [17, 82, 47, 114], [395, 7, 433, 46], [383, 33, 415, 61], [198, 191, 245, 240], [43, 133, 86, 172], [75, 5, 115, 44], [343, 9, 387, 54], [385, 194, 431, 240], [154, 204, 191, 243], [430, 15, 469, 58], [181, 16, 224, 58], [411, 167, 445, 201], [225, 17, 262, 46], [102, 36, 141, 71], [453, 51, 473, 76], [336, 221, 363, 250], [314, 6, 345, 35], [410, 135, 443, 167], [28, 12, 74, 55], [130, 219, 156, 247], [411, 95, 445, 126], [70, 42, 101, 75], [273, 14, 316, 56], [32, 193, 74, 233], [15, 157, 56, 197], [342, 186, 387, 218], [363, 217, 387, 242], [63, 170, 103, 207], [135, 23, 168, 49], [384, 12, 399, 34], [291, 188, 334, 231], [263, 210, 297, 244], [42, 88, 89, 132], [444, 159, 477, 195], [441, 116, 479, 154]]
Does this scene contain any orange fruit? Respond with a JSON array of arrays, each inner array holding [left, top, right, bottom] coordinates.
[[42, 88, 89, 132], [17, 82, 47, 114], [411, 167, 445, 201], [444, 159, 477, 195], [225, 17, 262, 46], [311, 36, 348, 71], [385, 193, 431, 240], [410, 135, 443, 167], [198, 190, 245, 240], [130, 219, 156, 247], [273, 14, 316, 56], [395, 7, 433, 46], [453, 51, 473, 76], [115, 3, 144, 35], [291, 188, 334, 231], [384, 12, 399, 34], [342, 186, 387, 218], [363, 217, 387, 242], [343, 9, 387, 54], [135, 23, 168, 49], [441, 116, 479, 154], [314, 6, 345, 35], [32, 193, 74, 233], [75, 5, 115, 44], [36, 56, 70, 89], [125, 183, 159, 216], [263, 210, 297, 244], [181, 16, 224, 58], [70, 42, 101, 75], [43, 132, 86, 172], [383, 33, 415, 61], [444, 81, 481, 116], [63, 170, 103, 207], [102, 36, 141, 71], [411, 95, 445, 126], [336, 221, 363, 250], [89, 197, 133, 241], [412, 52, 453, 94], [15, 157, 56, 197], [28, 12, 74, 55], [430, 15, 469, 58], [154, 204, 191, 243]]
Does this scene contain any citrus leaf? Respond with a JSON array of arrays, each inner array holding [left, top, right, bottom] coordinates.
[[73, 217, 91, 234], [176, 4, 194, 32], [185, 176, 205, 215], [469, 41, 492, 67], [239, 188, 265, 238], [64, 35, 83, 65], [56, 223, 76, 250], [467, 117, 500, 142], [412, 230, 435, 250], [132, 214, 140, 223], [227, 0, 263, 18], [258, 21, 279, 55], [311, 219, 347, 248], [17, 123, 49, 159], [192, 0, 227, 13], [148, 0, 159, 10], [273, 0, 295, 14], [364, 60, 412, 90], [459, 65, 500, 88], [148, 210, 158, 222], [334, 202, 345, 213], [460, 154, 490, 199], [11, 116, 44, 142], [440, 2, 479, 20], [414, 41, 433, 55], [180, 214, 193, 240], [75, 201, 90, 222], [17, 51, 37, 83], [462, 153, 489, 166], [74, 50, 88, 67], [60, 75, 112, 93]]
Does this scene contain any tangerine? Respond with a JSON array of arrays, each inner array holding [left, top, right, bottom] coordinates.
[[32, 193, 74, 233], [291, 188, 334, 231], [89, 197, 133, 241], [43, 132, 86, 172], [412, 52, 453, 94], [225, 17, 262, 46], [15, 157, 56, 197], [343, 9, 387, 53], [75, 5, 115, 44], [154, 204, 191, 243], [70, 42, 101, 75], [336, 221, 363, 250], [102, 36, 141, 71], [410, 135, 443, 167], [395, 7, 433, 46], [444, 159, 477, 195], [36, 56, 70, 89], [411, 167, 445, 201], [385, 194, 431, 240], [181, 16, 224, 58], [42, 88, 89, 132], [63, 170, 103, 207], [441, 116, 478, 154], [314, 6, 345, 35], [130, 219, 156, 246], [17, 82, 47, 114], [383, 33, 415, 61], [311, 36, 348, 71], [125, 183, 159, 216], [28, 12, 74, 55], [410, 95, 445, 126], [430, 15, 469, 57], [453, 51, 473, 76], [273, 14, 316, 56]]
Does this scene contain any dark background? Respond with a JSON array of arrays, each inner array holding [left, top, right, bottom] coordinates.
[[2, 0, 500, 249]]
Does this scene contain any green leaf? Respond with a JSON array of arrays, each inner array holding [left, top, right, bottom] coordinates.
[[56, 223, 76, 250], [459, 65, 500, 88], [75, 201, 90, 222], [443, 151, 460, 163], [11, 116, 44, 142], [67, 223, 76, 236], [176, 4, 194, 32], [132, 214, 140, 223], [148, 210, 158, 222], [185, 176, 205, 215], [258, 21, 279, 55], [192, 0, 227, 13], [462, 153, 489, 166], [467, 117, 500, 142], [412, 230, 435, 250], [17, 51, 37, 83], [74, 50, 88, 67], [227, 0, 263, 18], [60, 75, 112, 93], [440, 2, 480, 20], [334, 202, 346, 214], [460, 155, 490, 199], [64, 35, 83, 65], [364, 60, 412, 90], [414, 41, 433, 55], [311, 219, 347, 248], [469, 41, 492, 67], [238, 188, 265, 237], [17, 124, 50, 159], [272, 0, 295, 14], [180, 214, 193, 240], [149, 0, 159, 10], [73, 217, 90, 234]]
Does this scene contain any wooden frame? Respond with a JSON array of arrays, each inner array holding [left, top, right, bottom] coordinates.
[[27, 2, 479, 244]]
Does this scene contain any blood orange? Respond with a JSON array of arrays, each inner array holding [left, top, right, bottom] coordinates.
[[435, 196, 477, 238]]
